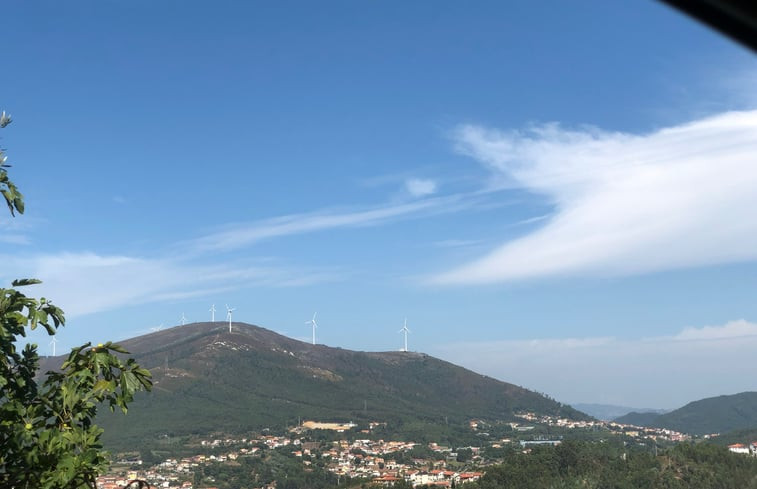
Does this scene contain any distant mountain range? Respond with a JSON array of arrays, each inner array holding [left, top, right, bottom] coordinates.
[[40, 322, 587, 450], [572, 403, 667, 421], [615, 392, 757, 435]]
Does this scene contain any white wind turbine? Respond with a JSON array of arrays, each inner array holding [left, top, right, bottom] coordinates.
[[150, 324, 164, 333], [399, 318, 410, 352], [181, 312, 187, 326], [50, 335, 58, 357], [209, 304, 216, 322], [226, 304, 236, 333], [305, 312, 318, 345]]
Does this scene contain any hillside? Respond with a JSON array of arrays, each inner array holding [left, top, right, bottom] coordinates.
[[614, 411, 665, 426], [615, 392, 757, 435], [40, 322, 587, 449]]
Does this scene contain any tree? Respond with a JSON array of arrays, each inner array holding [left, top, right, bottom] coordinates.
[[0, 111, 152, 488]]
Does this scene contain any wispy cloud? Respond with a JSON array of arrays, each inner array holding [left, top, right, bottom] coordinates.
[[0, 252, 338, 318], [0, 191, 483, 319], [404, 178, 437, 198], [430, 319, 757, 408], [186, 194, 470, 254], [514, 214, 550, 226], [0, 234, 30, 245], [0, 216, 38, 246], [432, 110, 757, 284], [432, 239, 482, 248]]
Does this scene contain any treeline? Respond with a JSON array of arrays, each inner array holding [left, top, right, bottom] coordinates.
[[465, 441, 757, 489]]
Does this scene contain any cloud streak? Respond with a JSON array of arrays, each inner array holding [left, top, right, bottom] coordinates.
[[186, 194, 470, 254], [430, 319, 757, 408], [433, 110, 757, 284]]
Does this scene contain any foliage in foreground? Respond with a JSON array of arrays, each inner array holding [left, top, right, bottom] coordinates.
[[0, 111, 152, 488], [466, 440, 757, 489]]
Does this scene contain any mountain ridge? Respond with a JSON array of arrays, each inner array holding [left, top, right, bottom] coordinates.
[[39, 322, 589, 449], [615, 392, 757, 435]]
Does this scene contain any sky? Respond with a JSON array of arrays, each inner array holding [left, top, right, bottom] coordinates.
[[2, 1, 757, 409]]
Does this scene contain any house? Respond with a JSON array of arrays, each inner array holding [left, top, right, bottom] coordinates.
[[372, 475, 401, 486], [728, 443, 750, 454], [458, 472, 484, 483]]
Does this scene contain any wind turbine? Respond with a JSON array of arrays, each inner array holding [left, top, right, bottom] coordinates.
[[180, 312, 187, 326], [50, 336, 58, 357], [399, 318, 410, 352], [226, 304, 236, 333], [305, 312, 318, 345], [150, 324, 163, 333], [209, 304, 216, 323]]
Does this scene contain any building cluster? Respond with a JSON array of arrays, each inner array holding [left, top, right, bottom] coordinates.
[[95, 431, 490, 489], [511, 412, 691, 443], [95, 414, 704, 489], [320, 438, 484, 486]]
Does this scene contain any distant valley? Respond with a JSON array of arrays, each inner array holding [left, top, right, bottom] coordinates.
[[571, 403, 668, 421]]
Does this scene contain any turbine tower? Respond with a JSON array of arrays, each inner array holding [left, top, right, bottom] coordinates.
[[399, 318, 411, 352], [305, 312, 318, 345], [181, 312, 187, 326], [226, 304, 236, 333], [210, 304, 216, 322], [50, 336, 58, 357]]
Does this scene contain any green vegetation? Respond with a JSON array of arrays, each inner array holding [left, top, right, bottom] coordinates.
[[0, 112, 152, 488], [467, 441, 757, 489], [616, 392, 757, 435], [708, 427, 757, 447], [193, 447, 338, 489]]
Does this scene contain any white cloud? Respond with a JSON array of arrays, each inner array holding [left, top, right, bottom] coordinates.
[[404, 178, 437, 198], [433, 110, 757, 284], [0, 252, 337, 318], [673, 318, 757, 341], [430, 319, 757, 409]]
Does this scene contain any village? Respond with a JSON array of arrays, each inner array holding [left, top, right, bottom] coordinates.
[[94, 414, 701, 489]]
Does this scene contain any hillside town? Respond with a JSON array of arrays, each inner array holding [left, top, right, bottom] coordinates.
[[94, 414, 700, 489]]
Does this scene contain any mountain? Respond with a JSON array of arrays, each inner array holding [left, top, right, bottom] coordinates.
[[615, 392, 757, 435], [613, 411, 663, 427], [41, 322, 588, 450], [572, 403, 666, 421]]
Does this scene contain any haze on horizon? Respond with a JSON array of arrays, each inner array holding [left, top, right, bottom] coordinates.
[[3, 1, 757, 409]]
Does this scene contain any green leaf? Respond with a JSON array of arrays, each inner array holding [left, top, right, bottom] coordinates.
[[12, 278, 42, 287], [107, 343, 129, 354]]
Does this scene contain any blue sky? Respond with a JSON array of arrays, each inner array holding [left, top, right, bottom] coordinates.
[[3, 1, 757, 409]]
